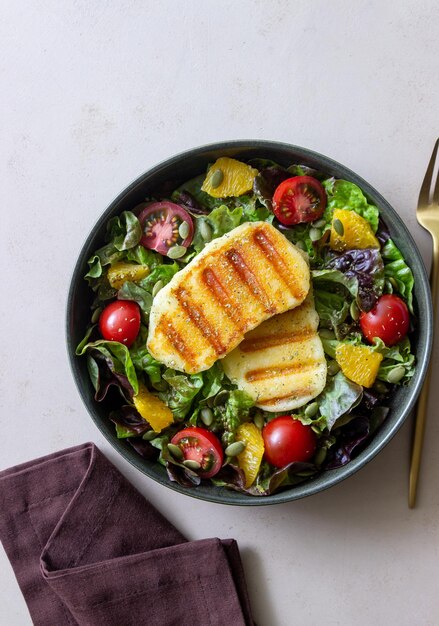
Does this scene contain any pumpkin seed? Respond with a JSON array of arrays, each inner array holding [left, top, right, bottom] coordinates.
[[389, 277, 398, 289], [214, 390, 230, 406], [167, 443, 184, 461], [314, 447, 327, 466], [373, 380, 388, 394], [296, 470, 317, 477], [313, 218, 326, 228], [210, 168, 224, 188], [167, 244, 187, 259], [225, 441, 246, 457], [199, 219, 213, 242], [142, 430, 158, 441], [200, 407, 214, 426], [295, 240, 307, 251], [387, 365, 406, 384], [350, 300, 360, 321], [385, 279, 393, 293], [327, 360, 340, 376], [183, 459, 201, 470], [319, 328, 335, 339], [333, 218, 344, 236], [254, 413, 265, 430], [91, 307, 102, 323], [304, 402, 319, 418], [152, 279, 164, 297], [309, 227, 322, 242], [178, 220, 190, 240]]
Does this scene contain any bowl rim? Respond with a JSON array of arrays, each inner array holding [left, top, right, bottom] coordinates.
[[66, 139, 433, 506]]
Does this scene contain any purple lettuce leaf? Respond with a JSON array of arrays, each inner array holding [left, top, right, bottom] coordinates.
[[166, 463, 202, 487], [213, 461, 317, 496], [89, 349, 134, 402], [325, 416, 370, 469], [127, 438, 160, 461], [171, 189, 210, 215], [110, 405, 151, 436], [376, 217, 391, 245], [253, 166, 290, 210], [325, 248, 384, 312], [324, 406, 389, 470]]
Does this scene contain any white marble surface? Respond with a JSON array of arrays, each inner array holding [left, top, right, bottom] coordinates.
[[1, 1, 439, 624]]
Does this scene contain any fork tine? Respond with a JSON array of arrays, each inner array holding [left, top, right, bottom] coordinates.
[[419, 138, 439, 206], [434, 146, 439, 204]]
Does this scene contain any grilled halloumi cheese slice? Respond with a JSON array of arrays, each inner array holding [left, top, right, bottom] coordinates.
[[147, 222, 310, 374], [222, 295, 327, 411]]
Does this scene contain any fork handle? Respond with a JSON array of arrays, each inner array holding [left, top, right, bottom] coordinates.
[[409, 237, 438, 508]]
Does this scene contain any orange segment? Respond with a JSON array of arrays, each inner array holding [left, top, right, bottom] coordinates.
[[236, 422, 265, 488], [107, 262, 150, 289], [330, 209, 380, 251], [201, 157, 258, 198], [133, 382, 174, 432], [335, 343, 383, 388]]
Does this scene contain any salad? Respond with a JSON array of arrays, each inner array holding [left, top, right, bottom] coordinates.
[[77, 156, 416, 496]]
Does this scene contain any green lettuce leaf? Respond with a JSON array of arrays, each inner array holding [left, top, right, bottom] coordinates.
[[224, 390, 254, 429], [139, 262, 180, 291], [312, 269, 358, 298], [381, 238, 414, 312], [313, 288, 350, 331], [172, 173, 225, 211], [125, 245, 162, 267], [117, 282, 153, 314], [323, 179, 379, 232], [207, 204, 243, 238], [200, 362, 225, 399], [129, 326, 165, 389], [107, 211, 142, 251], [76, 339, 138, 394], [372, 336, 416, 383], [160, 369, 204, 421], [317, 372, 363, 432], [85, 212, 156, 281], [191, 205, 243, 254], [85, 244, 124, 280], [234, 194, 273, 223]]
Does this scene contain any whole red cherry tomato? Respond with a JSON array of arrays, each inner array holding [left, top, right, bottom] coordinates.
[[360, 294, 410, 346], [99, 300, 141, 347], [262, 416, 317, 468]]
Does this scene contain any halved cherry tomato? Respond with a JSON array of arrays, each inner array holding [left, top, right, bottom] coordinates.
[[262, 416, 317, 468], [360, 294, 410, 346], [98, 300, 141, 347], [171, 427, 224, 478], [138, 201, 194, 255], [272, 176, 326, 225]]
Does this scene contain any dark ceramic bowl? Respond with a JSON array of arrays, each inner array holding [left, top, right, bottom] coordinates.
[[66, 140, 433, 506]]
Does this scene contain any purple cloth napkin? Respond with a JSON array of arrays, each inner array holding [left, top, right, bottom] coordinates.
[[0, 443, 254, 625]]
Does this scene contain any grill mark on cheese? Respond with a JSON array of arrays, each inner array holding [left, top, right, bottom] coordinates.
[[201, 268, 245, 332], [245, 360, 318, 382], [158, 315, 197, 368], [225, 248, 274, 313], [253, 228, 306, 301], [239, 328, 316, 353], [257, 389, 313, 406], [174, 286, 227, 355]]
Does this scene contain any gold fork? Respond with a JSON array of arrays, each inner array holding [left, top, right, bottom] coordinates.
[[408, 138, 439, 508]]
